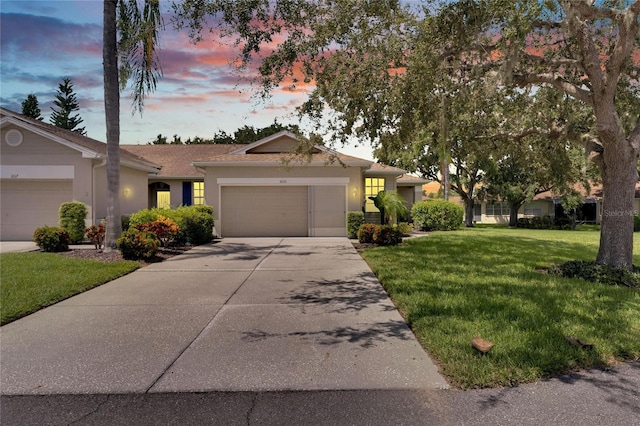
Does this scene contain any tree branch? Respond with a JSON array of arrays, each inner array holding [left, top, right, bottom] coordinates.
[[513, 73, 593, 105]]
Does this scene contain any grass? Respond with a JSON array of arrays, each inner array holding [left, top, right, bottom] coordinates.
[[0, 253, 139, 325], [361, 227, 640, 389]]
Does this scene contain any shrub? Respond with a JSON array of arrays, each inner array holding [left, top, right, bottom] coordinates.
[[134, 215, 180, 247], [59, 202, 87, 243], [372, 225, 403, 246], [121, 215, 131, 232], [175, 205, 214, 244], [129, 206, 214, 245], [411, 200, 463, 231], [634, 214, 640, 232], [517, 215, 575, 230], [551, 260, 639, 289], [116, 229, 159, 260], [33, 226, 71, 252], [85, 222, 106, 250], [357, 223, 378, 243], [346, 211, 365, 239], [394, 222, 413, 236]]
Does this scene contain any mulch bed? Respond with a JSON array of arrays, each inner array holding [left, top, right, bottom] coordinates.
[[57, 246, 192, 265]]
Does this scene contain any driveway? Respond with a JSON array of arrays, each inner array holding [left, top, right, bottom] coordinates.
[[0, 238, 448, 395]]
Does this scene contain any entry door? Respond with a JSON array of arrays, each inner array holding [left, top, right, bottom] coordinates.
[[157, 191, 171, 209]]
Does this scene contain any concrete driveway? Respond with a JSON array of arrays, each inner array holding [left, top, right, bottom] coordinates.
[[0, 238, 448, 395]]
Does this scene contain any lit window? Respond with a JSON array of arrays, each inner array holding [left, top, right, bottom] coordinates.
[[365, 178, 385, 212], [193, 182, 204, 205]]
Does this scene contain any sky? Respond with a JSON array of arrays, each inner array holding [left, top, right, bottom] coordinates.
[[0, 0, 375, 160]]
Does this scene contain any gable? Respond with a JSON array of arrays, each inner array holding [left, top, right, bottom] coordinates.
[[245, 134, 321, 154], [1, 124, 83, 165]]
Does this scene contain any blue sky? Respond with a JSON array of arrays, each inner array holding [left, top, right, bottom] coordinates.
[[0, 0, 375, 159]]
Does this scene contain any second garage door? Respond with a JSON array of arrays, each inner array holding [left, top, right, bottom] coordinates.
[[1, 180, 73, 240], [221, 186, 308, 237]]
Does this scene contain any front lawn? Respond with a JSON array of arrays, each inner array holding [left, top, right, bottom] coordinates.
[[361, 227, 640, 389], [0, 252, 139, 325]]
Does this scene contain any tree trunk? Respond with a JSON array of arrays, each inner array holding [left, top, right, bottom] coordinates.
[[103, 0, 122, 250], [464, 198, 474, 227], [596, 140, 637, 270], [508, 202, 522, 228]]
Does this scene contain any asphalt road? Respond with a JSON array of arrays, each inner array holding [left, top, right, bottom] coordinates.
[[2, 361, 638, 426]]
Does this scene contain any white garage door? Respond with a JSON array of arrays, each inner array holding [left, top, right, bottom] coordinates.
[[1, 180, 73, 240], [221, 186, 308, 237], [309, 186, 346, 236]]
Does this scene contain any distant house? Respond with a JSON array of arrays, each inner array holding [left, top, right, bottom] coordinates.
[[0, 108, 425, 240]]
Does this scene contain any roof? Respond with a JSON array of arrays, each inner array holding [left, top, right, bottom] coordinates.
[[534, 181, 640, 200], [397, 174, 429, 185], [122, 144, 236, 177], [192, 152, 372, 167], [365, 163, 406, 175], [0, 107, 160, 172]]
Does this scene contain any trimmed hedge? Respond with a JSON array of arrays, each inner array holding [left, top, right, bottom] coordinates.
[[411, 200, 463, 231], [551, 260, 639, 289], [517, 215, 575, 230], [59, 202, 87, 243], [346, 211, 365, 239], [33, 226, 71, 252]]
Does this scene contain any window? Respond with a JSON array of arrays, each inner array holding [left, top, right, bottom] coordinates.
[[365, 178, 385, 212], [193, 181, 204, 205], [486, 202, 510, 216], [157, 191, 171, 209], [523, 204, 541, 216]]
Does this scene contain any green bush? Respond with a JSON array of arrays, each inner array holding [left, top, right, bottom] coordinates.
[[551, 260, 639, 289], [116, 229, 159, 260], [372, 225, 403, 246], [33, 226, 71, 252], [634, 214, 640, 232], [59, 202, 87, 243], [129, 205, 214, 245], [121, 215, 131, 232], [357, 223, 378, 243], [411, 200, 463, 231], [517, 215, 575, 230], [394, 222, 413, 236], [346, 211, 365, 239]]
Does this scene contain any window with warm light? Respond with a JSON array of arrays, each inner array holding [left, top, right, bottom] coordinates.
[[365, 177, 385, 212], [193, 181, 204, 205]]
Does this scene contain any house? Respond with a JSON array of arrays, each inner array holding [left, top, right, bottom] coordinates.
[[0, 108, 160, 240], [1, 108, 426, 240]]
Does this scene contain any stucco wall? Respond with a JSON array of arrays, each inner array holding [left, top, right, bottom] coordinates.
[[93, 166, 149, 221]]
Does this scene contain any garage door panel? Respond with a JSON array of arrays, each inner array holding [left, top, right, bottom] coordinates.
[[312, 186, 345, 229], [1, 180, 73, 240], [222, 186, 308, 237]]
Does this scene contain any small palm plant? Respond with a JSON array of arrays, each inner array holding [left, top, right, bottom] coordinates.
[[369, 190, 409, 225]]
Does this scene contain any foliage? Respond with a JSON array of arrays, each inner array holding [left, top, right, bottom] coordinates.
[[346, 211, 365, 239], [129, 205, 214, 245], [59, 202, 88, 243], [21, 94, 43, 120], [369, 190, 408, 225], [394, 222, 413, 236], [85, 223, 106, 250], [411, 200, 463, 231], [361, 228, 640, 388], [116, 228, 159, 260], [49, 77, 86, 134], [357, 223, 378, 244], [635, 214, 640, 233], [357, 223, 402, 246], [517, 216, 575, 230], [33, 226, 71, 252], [121, 215, 131, 232], [551, 260, 639, 289], [134, 215, 180, 247], [0, 253, 138, 325]]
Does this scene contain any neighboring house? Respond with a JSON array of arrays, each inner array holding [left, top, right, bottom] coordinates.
[[1, 108, 425, 240], [421, 180, 640, 225], [0, 108, 160, 240]]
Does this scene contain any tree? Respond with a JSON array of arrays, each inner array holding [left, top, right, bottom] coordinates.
[[21, 94, 43, 120], [173, 0, 640, 269], [50, 78, 86, 134], [103, 0, 162, 250], [369, 190, 408, 225]]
